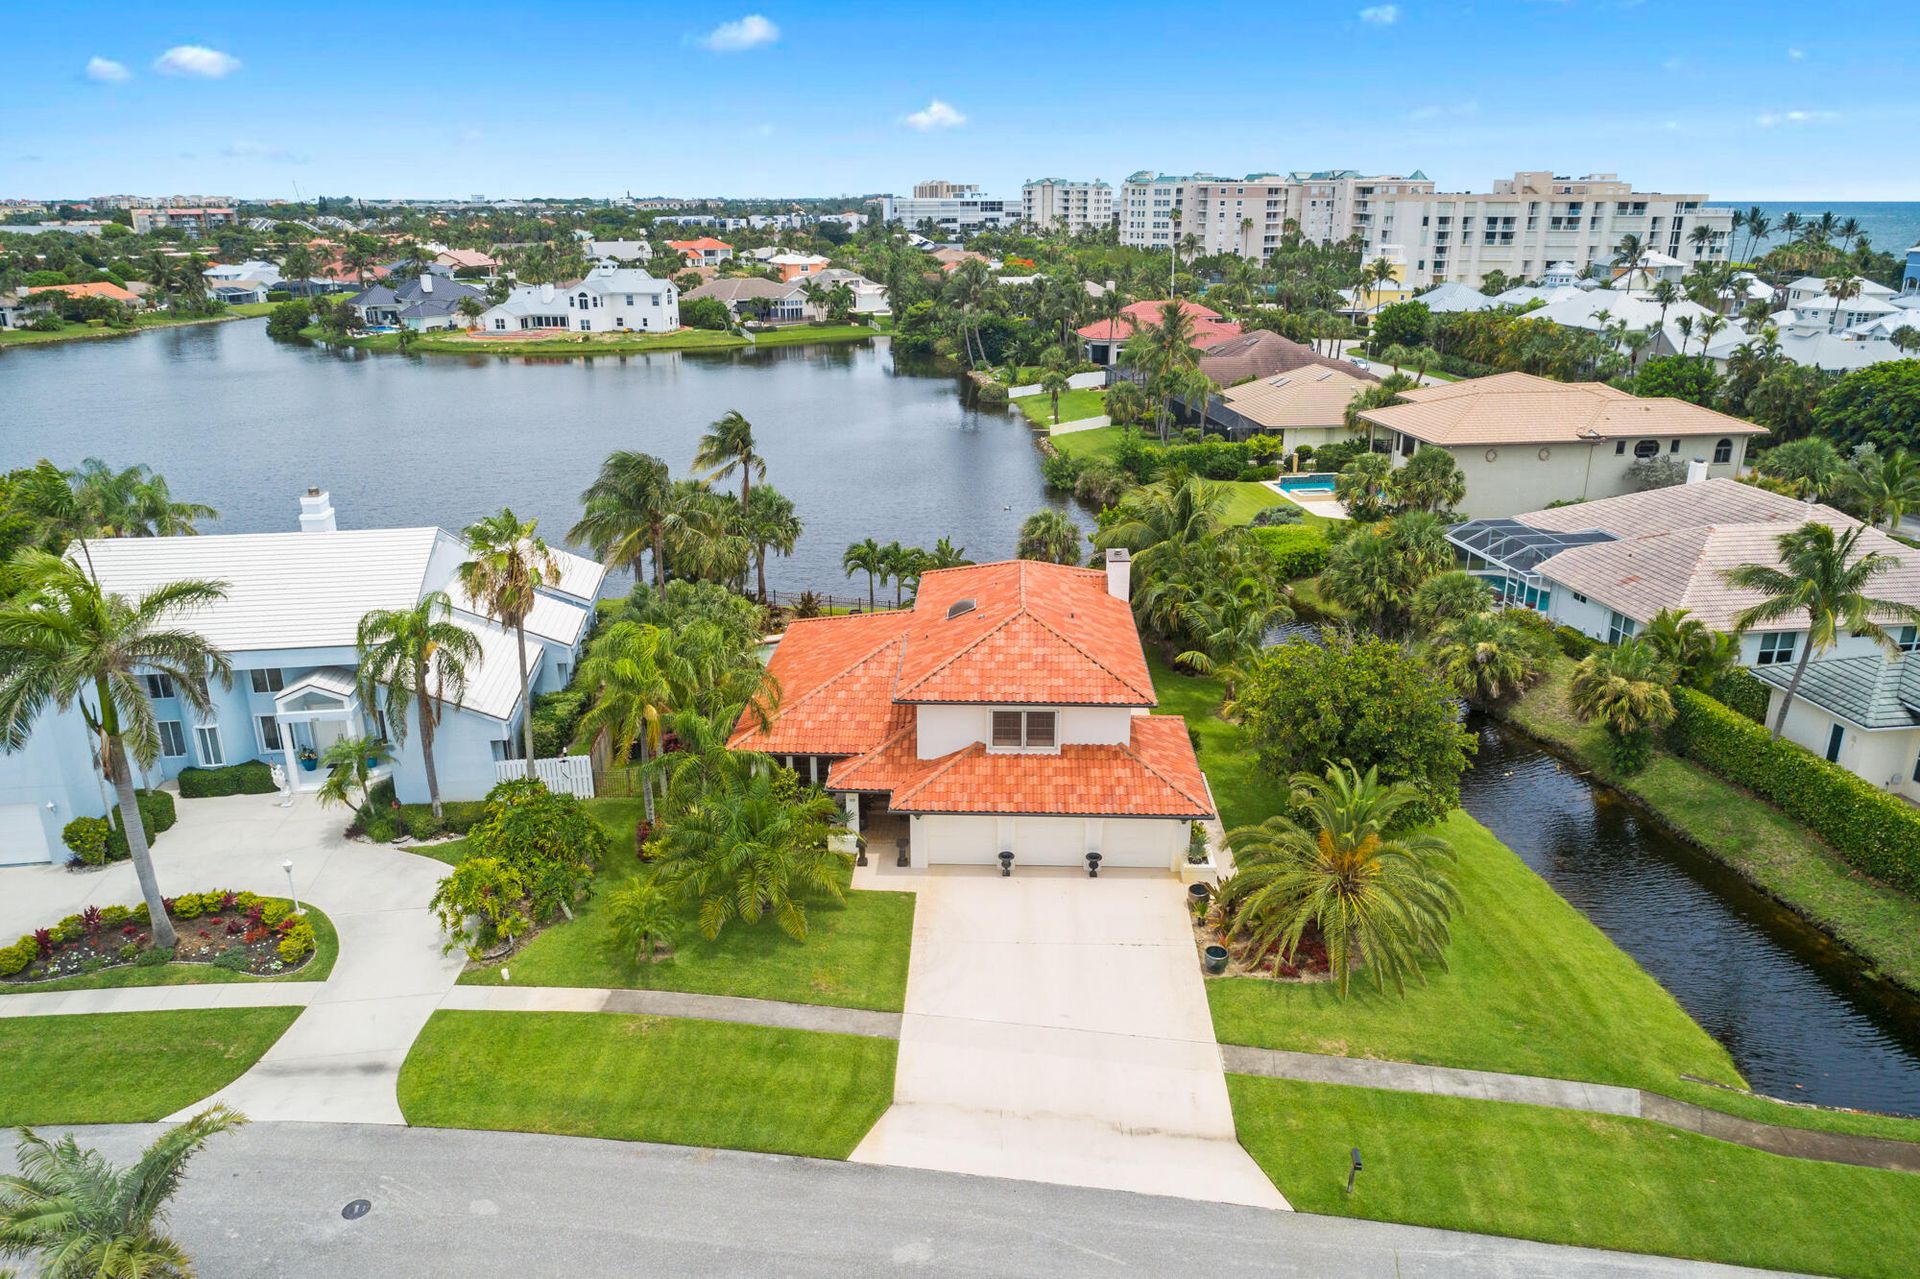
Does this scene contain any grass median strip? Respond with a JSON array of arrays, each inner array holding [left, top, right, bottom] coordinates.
[[398, 1009, 896, 1159], [1229, 1076, 1920, 1279], [0, 1007, 302, 1125]]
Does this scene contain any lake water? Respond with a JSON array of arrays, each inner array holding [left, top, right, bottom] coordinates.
[[0, 321, 1081, 597]]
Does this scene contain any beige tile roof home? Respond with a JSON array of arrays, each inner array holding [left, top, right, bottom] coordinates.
[[1218, 366, 1373, 430], [1360, 371, 1764, 447]]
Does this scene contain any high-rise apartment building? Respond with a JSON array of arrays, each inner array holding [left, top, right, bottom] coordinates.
[[1118, 170, 1432, 259], [878, 181, 1019, 233], [1021, 179, 1113, 235], [130, 206, 237, 237]]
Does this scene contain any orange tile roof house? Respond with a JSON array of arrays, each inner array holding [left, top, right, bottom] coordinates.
[[730, 554, 1214, 871], [1077, 300, 1243, 365], [24, 281, 143, 306], [666, 237, 733, 266]]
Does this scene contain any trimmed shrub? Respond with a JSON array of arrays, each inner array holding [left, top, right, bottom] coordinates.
[[1665, 687, 1920, 894], [1553, 625, 1598, 659], [1245, 525, 1330, 580], [1707, 667, 1771, 725], [531, 685, 589, 759], [62, 816, 110, 866], [0, 939, 33, 978], [277, 919, 316, 964], [178, 761, 277, 797]]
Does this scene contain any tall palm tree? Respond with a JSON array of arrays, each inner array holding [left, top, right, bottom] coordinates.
[[1568, 638, 1676, 772], [571, 621, 673, 818], [1823, 275, 1862, 333], [1841, 448, 1920, 532], [356, 591, 482, 820], [0, 1105, 245, 1276], [570, 450, 675, 600], [1725, 522, 1920, 737], [1039, 350, 1072, 425], [842, 537, 885, 609], [651, 768, 849, 940], [1221, 761, 1459, 997], [0, 554, 230, 949], [459, 509, 561, 771], [1612, 232, 1648, 292], [739, 485, 801, 604], [1015, 510, 1083, 566], [878, 540, 920, 605], [692, 410, 765, 511], [1741, 208, 1772, 264]]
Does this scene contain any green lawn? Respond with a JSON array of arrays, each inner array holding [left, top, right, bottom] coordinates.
[[399, 1009, 895, 1159], [1049, 424, 1126, 462], [1231, 1077, 1920, 1279], [1, 899, 339, 994], [1508, 657, 1920, 996], [746, 323, 880, 347], [0, 1008, 302, 1125], [1218, 480, 1286, 525], [1011, 387, 1105, 427], [0, 307, 265, 347], [452, 796, 915, 1011]]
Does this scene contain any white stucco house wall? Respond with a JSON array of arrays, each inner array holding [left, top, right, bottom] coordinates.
[[477, 265, 679, 335], [0, 489, 605, 866], [729, 554, 1213, 871], [1752, 654, 1920, 802]]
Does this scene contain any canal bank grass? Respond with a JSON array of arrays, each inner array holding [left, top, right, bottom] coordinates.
[[398, 1009, 895, 1159], [0, 1007, 302, 1125], [299, 323, 878, 357], [1508, 657, 1920, 997], [1155, 656, 1920, 1146], [0, 306, 272, 347], [1011, 387, 1105, 427], [1229, 1076, 1920, 1279]]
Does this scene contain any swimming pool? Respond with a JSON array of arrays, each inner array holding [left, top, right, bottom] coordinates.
[[1276, 473, 1336, 495]]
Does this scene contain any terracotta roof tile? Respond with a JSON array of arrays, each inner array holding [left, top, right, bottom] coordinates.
[[726, 611, 911, 754]]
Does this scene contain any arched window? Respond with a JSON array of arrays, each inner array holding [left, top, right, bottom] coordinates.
[[1632, 439, 1660, 459], [1713, 438, 1733, 464], [577, 293, 590, 309]]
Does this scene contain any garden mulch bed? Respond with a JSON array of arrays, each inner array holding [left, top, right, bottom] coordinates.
[[4, 898, 312, 987]]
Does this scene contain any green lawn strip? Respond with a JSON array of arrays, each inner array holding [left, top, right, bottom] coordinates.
[[1229, 1076, 1920, 1279], [1048, 424, 1126, 462], [745, 323, 879, 347], [0, 1008, 302, 1125], [398, 1009, 895, 1160], [408, 837, 469, 867], [303, 322, 879, 357], [453, 796, 914, 1012], [1217, 481, 1286, 525], [1507, 657, 1920, 996], [1011, 387, 1106, 427], [1, 899, 339, 994]]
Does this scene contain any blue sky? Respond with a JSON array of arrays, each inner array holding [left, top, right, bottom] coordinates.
[[3, 1, 1915, 203]]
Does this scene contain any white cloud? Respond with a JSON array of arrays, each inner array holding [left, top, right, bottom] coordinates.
[[698, 15, 779, 52], [1754, 109, 1839, 127], [1358, 4, 1400, 24], [85, 57, 131, 83], [903, 99, 966, 131], [153, 45, 241, 78], [221, 139, 308, 163], [1788, 47, 1806, 60], [1408, 100, 1477, 122], [1661, 56, 1684, 72]]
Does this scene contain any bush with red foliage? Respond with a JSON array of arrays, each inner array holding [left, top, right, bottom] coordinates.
[[33, 929, 53, 959]]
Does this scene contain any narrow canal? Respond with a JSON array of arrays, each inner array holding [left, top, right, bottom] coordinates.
[[1461, 714, 1920, 1117]]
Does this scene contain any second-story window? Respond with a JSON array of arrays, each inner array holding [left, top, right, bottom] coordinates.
[[990, 710, 1057, 750]]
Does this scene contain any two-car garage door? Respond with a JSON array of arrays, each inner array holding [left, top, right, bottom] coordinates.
[[0, 803, 53, 866], [909, 813, 1184, 870]]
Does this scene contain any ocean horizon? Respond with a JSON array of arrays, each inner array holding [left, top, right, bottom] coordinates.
[[1707, 200, 1920, 257]]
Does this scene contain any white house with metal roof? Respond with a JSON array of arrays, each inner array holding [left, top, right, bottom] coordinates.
[[0, 489, 604, 866], [1752, 651, 1920, 800], [477, 264, 679, 335]]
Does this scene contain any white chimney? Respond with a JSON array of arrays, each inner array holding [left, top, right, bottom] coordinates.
[[1105, 547, 1131, 600], [419, 273, 433, 293], [298, 487, 337, 534], [1685, 457, 1710, 485]]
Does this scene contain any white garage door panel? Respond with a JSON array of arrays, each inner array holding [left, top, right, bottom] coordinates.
[[1014, 816, 1087, 866], [916, 815, 999, 864], [1100, 818, 1181, 868], [0, 803, 52, 866]]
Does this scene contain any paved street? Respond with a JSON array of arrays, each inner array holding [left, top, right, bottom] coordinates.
[[17, 1123, 1797, 1278]]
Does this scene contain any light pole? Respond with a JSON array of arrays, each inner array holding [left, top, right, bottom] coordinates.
[[282, 858, 301, 914]]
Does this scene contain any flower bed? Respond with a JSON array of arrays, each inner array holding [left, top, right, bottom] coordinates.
[[0, 890, 317, 985], [1191, 897, 1331, 980]]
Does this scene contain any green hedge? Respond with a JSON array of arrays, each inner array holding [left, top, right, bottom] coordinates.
[[177, 761, 277, 798], [352, 777, 487, 842], [1707, 667, 1771, 724], [531, 686, 589, 759], [1552, 625, 1599, 659], [1245, 525, 1330, 580], [1665, 687, 1920, 894]]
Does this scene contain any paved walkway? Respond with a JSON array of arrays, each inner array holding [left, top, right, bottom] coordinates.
[[441, 984, 900, 1038], [851, 870, 1287, 1210]]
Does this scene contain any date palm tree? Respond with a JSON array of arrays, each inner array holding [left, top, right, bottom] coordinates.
[[460, 509, 560, 771], [692, 410, 765, 511], [1725, 522, 1920, 737], [0, 553, 230, 949], [1015, 509, 1083, 566], [841, 537, 885, 609], [0, 1104, 245, 1277], [570, 450, 674, 600], [571, 620, 672, 818], [356, 591, 482, 820], [1568, 637, 1676, 772], [1221, 761, 1460, 998]]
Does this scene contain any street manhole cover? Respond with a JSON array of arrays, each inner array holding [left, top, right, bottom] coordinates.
[[342, 1199, 371, 1221]]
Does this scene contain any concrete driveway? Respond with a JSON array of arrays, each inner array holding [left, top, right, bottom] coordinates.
[[851, 869, 1287, 1209]]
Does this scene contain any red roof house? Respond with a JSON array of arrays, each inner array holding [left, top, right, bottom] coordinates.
[[1076, 300, 1243, 364], [730, 555, 1213, 870], [665, 237, 734, 265]]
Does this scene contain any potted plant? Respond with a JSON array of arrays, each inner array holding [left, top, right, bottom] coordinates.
[[297, 745, 319, 772]]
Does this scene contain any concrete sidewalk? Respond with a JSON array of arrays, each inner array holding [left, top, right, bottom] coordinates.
[[441, 984, 901, 1038], [0, 983, 318, 1017]]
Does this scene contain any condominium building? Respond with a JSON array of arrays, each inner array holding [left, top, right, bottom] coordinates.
[[1365, 172, 1733, 288], [1021, 179, 1113, 234], [1118, 170, 1434, 258], [130, 206, 237, 237], [878, 181, 1020, 234]]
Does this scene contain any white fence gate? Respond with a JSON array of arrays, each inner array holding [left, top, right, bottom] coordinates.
[[494, 755, 595, 798]]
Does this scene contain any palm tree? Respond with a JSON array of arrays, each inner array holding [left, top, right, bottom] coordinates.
[[356, 592, 482, 820], [1823, 275, 1862, 333], [1093, 477, 1226, 577], [1430, 610, 1540, 705], [0, 553, 231, 948], [570, 450, 675, 600], [1725, 522, 1920, 737], [1756, 437, 1845, 500], [1568, 638, 1677, 772], [842, 537, 885, 609], [571, 621, 672, 819], [739, 484, 801, 604], [1612, 232, 1648, 292], [1039, 351, 1072, 425], [1641, 607, 1738, 691], [1741, 208, 1772, 264], [602, 879, 677, 966], [315, 734, 395, 812], [876, 540, 915, 606], [460, 509, 560, 770], [1015, 510, 1083, 566], [692, 409, 766, 510], [1105, 378, 1146, 428], [1842, 447, 1920, 531], [651, 768, 849, 940], [1649, 278, 1680, 336], [1332, 453, 1394, 521], [1220, 761, 1459, 997], [926, 536, 971, 569], [0, 1105, 245, 1276]]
